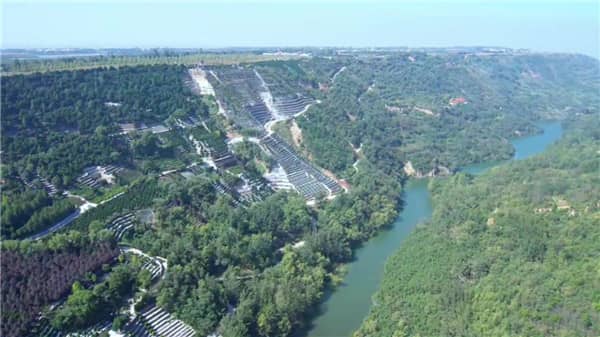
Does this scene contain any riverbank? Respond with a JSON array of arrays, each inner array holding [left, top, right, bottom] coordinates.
[[353, 118, 596, 337], [302, 121, 563, 337]]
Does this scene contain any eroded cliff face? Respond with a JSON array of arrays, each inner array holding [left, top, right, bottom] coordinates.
[[403, 161, 451, 178]]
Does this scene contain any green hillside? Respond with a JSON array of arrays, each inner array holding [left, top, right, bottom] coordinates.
[[354, 116, 600, 337], [296, 53, 600, 174], [2, 50, 598, 337]]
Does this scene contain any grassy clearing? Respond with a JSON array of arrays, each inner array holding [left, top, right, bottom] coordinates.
[[90, 184, 128, 204], [272, 120, 296, 149]]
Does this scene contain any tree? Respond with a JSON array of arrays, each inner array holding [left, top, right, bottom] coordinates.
[[219, 315, 249, 337], [112, 314, 129, 331], [257, 303, 278, 337], [180, 278, 225, 335], [137, 269, 153, 289]]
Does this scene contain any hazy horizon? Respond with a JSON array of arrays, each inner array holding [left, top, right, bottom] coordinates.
[[2, 1, 599, 58]]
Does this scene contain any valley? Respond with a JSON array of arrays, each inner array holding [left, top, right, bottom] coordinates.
[[1, 47, 598, 337], [354, 116, 599, 337], [305, 121, 564, 337]]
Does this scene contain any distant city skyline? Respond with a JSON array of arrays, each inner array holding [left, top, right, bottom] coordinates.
[[2, 1, 599, 58]]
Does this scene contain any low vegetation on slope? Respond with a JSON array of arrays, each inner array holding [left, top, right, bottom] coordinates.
[[354, 116, 600, 337]]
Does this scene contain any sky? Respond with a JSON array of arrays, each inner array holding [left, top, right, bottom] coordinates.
[[2, 0, 599, 57]]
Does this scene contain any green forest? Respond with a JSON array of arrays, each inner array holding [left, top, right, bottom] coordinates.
[[1, 55, 403, 336], [296, 53, 599, 175], [1, 64, 212, 239], [1, 50, 599, 337], [2, 64, 208, 186], [354, 116, 600, 337]]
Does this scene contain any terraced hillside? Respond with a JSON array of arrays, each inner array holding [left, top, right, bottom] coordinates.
[[261, 134, 341, 199], [206, 62, 344, 201], [203, 52, 599, 202], [2, 49, 598, 337], [206, 66, 267, 129]]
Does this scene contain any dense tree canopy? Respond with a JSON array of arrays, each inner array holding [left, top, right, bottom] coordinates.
[[354, 116, 600, 337], [296, 53, 599, 174], [1, 64, 209, 186], [2, 51, 598, 337], [1, 233, 119, 337]]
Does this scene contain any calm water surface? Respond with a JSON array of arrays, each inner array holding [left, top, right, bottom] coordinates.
[[304, 121, 563, 337]]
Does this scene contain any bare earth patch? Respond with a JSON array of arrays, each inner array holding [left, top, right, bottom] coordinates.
[[321, 168, 349, 191], [414, 106, 435, 116], [290, 119, 303, 148], [188, 68, 216, 96], [403, 161, 417, 176]]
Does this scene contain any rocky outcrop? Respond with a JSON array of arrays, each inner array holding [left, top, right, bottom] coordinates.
[[403, 161, 452, 178]]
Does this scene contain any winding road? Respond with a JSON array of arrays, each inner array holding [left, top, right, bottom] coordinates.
[[27, 190, 125, 241]]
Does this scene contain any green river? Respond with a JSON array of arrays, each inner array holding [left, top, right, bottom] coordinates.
[[304, 121, 564, 337]]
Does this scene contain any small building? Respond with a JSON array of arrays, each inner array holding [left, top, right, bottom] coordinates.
[[449, 97, 468, 106]]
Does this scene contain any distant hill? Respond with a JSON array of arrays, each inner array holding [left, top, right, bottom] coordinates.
[[292, 52, 600, 174]]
